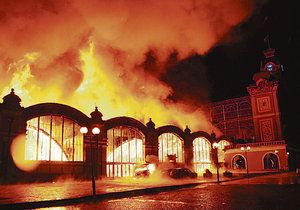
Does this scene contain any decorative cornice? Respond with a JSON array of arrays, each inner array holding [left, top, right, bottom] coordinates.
[[247, 80, 278, 96]]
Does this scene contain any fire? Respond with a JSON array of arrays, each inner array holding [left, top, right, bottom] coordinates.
[[0, 1, 256, 134]]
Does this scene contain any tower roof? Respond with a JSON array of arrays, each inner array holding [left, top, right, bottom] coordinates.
[[90, 106, 103, 122], [2, 88, 22, 109]]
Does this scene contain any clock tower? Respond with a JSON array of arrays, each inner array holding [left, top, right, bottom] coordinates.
[[247, 45, 283, 142], [260, 47, 281, 80]]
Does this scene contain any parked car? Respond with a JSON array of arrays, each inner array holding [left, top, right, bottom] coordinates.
[[169, 168, 197, 179], [223, 170, 233, 178]]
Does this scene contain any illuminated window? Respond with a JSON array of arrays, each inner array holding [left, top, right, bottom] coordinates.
[[25, 116, 83, 161], [217, 140, 230, 163], [106, 126, 145, 177], [193, 137, 211, 174], [232, 155, 246, 169], [158, 133, 183, 163]]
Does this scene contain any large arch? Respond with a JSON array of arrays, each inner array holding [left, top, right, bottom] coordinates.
[[263, 153, 279, 170], [106, 125, 145, 177], [158, 132, 184, 163], [25, 115, 84, 162], [25, 103, 90, 126], [105, 116, 147, 136], [156, 125, 185, 163], [232, 154, 246, 170], [190, 131, 212, 143], [192, 136, 211, 174], [156, 125, 185, 140]]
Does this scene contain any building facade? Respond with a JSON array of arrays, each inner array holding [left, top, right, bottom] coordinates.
[[0, 47, 288, 183]]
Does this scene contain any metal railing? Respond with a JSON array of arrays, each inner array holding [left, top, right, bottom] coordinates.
[[224, 140, 286, 150]]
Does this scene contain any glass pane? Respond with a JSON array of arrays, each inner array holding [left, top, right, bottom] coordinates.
[[193, 137, 211, 174], [74, 123, 83, 161], [25, 116, 83, 162], [51, 116, 63, 161], [38, 116, 51, 160], [106, 126, 145, 177], [218, 140, 230, 163], [63, 118, 74, 161], [158, 133, 183, 163], [25, 118, 38, 160]]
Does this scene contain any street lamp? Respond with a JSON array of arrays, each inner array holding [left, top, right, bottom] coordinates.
[[241, 146, 250, 177], [80, 126, 100, 197], [212, 142, 220, 183]]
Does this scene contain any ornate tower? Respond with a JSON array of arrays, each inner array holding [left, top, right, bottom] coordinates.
[[247, 46, 283, 142]]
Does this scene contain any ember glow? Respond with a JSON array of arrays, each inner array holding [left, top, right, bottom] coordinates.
[[0, 0, 254, 133]]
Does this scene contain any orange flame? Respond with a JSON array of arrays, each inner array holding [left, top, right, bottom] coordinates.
[[0, 1, 255, 134]]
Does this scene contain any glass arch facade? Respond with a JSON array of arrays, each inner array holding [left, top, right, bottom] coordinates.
[[193, 137, 211, 173], [217, 140, 230, 163], [158, 133, 183, 163], [25, 116, 84, 161], [106, 126, 145, 177]]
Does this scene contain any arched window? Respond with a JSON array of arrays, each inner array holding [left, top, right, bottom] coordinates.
[[218, 140, 230, 163], [25, 116, 83, 161], [264, 153, 279, 169], [106, 126, 145, 177], [158, 133, 183, 163], [232, 155, 246, 169], [193, 137, 211, 173]]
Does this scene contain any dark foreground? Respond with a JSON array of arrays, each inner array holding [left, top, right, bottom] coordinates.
[[50, 173, 300, 210]]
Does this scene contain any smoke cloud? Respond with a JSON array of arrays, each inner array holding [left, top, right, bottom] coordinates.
[[0, 0, 254, 134]]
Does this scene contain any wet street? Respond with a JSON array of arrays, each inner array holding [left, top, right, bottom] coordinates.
[[56, 172, 300, 210]]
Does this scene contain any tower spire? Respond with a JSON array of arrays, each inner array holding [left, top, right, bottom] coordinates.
[[264, 34, 271, 49]]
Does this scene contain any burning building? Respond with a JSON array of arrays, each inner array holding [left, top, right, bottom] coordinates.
[[0, 1, 288, 183], [0, 46, 288, 182]]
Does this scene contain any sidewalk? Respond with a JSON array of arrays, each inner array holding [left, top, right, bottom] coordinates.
[[3, 171, 292, 209], [0, 174, 240, 209]]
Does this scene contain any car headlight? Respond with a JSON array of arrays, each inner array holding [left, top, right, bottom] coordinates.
[[148, 164, 156, 173]]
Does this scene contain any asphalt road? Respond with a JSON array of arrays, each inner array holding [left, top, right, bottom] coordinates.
[[56, 172, 300, 210]]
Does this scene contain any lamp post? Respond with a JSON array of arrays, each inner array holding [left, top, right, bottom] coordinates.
[[80, 126, 100, 197], [241, 146, 250, 177], [212, 142, 220, 183]]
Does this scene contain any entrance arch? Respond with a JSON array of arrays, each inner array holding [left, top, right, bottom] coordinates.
[[193, 137, 211, 174], [25, 115, 84, 162], [158, 133, 184, 163], [106, 126, 145, 177], [263, 153, 279, 169], [232, 155, 246, 169]]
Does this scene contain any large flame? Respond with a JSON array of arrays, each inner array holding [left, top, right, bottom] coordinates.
[[0, 0, 255, 134]]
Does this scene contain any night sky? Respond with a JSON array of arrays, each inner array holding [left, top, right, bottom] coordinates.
[[163, 0, 300, 150]]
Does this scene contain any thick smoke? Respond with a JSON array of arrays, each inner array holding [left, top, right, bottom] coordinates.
[[0, 0, 254, 134]]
